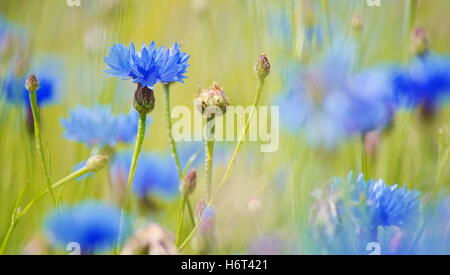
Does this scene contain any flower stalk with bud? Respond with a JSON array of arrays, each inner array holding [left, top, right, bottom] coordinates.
[[0, 154, 109, 255], [176, 169, 197, 246], [179, 54, 270, 251], [195, 82, 229, 202], [215, 54, 270, 204], [26, 74, 57, 207], [104, 42, 190, 251]]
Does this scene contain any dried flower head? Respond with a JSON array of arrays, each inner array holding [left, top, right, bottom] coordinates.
[[194, 82, 229, 117]]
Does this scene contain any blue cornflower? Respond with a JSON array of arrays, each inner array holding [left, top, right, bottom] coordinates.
[[61, 105, 145, 147], [274, 39, 393, 148], [104, 42, 190, 88], [333, 172, 421, 229], [45, 201, 126, 254], [393, 53, 450, 111], [110, 151, 179, 199]]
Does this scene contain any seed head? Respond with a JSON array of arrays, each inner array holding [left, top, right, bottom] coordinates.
[[194, 82, 229, 117]]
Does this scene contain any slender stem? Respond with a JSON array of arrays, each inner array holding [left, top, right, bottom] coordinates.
[[180, 77, 267, 251], [28, 91, 56, 206], [0, 167, 89, 255], [19, 167, 89, 220], [116, 112, 147, 252], [127, 113, 147, 189], [409, 0, 418, 30], [0, 221, 16, 255], [186, 199, 196, 227], [164, 84, 196, 246], [175, 195, 187, 246], [204, 117, 215, 202], [163, 84, 183, 177], [214, 78, 265, 204]]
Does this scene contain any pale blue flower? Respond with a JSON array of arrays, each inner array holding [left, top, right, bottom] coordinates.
[[45, 201, 128, 254], [61, 105, 145, 147], [110, 151, 178, 199]]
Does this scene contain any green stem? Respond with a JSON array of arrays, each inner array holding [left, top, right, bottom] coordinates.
[[175, 195, 187, 246], [180, 77, 267, 251], [164, 84, 196, 246], [0, 221, 16, 255], [186, 199, 196, 227], [214, 77, 265, 204], [409, 0, 418, 30], [205, 117, 215, 202], [0, 167, 89, 255], [29, 91, 56, 206], [116, 112, 147, 252], [127, 113, 147, 189], [164, 84, 183, 177]]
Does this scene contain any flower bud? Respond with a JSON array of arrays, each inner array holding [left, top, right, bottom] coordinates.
[[194, 82, 229, 117], [133, 84, 155, 115], [411, 27, 430, 56], [25, 74, 39, 92], [254, 54, 270, 79], [86, 154, 108, 172], [179, 169, 197, 196], [351, 13, 364, 34]]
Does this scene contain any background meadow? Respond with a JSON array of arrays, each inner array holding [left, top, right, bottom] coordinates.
[[0, 0, 449, 255]]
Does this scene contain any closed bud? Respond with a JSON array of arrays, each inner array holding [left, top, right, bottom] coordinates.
[[194, 82, 229, 117], [254, 54, 270, 79], [133, 84, 155, 114], [411, 27, 430, 56], [180, 169, 197, 196], [351, 13, 364, 34], [25, 74, 39, 92], [86, 154, 108, 172]]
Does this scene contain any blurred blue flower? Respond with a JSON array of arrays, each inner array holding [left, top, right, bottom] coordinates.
[[61, 105, 145, 147], [311, 172, 420, 254], [416, 197, 450, 254], [45, 201, 126, 254], [333, 172, 421, 229], [104, 42, 190, 88], [2, 74, 56, 106], [110, 151, 179, 199], [393, 53, 450, 111], [275, 40, 393, 148]]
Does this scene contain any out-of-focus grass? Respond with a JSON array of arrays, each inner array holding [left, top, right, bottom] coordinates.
[[0, 0, 449, 254]]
